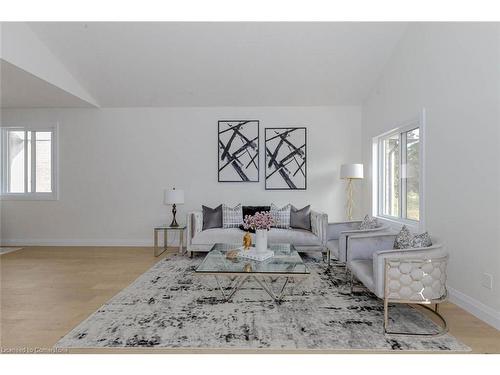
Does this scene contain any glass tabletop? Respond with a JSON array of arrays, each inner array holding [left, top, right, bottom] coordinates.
[[195, 243, 309, 275], [154, 225, 186, 230]]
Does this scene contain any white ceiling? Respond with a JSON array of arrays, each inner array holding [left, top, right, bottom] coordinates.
[[5, 22, 408, 107]]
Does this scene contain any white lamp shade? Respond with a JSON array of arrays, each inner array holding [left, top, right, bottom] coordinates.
[[340, 164, 364, 179], [165, 188, 184, 204]]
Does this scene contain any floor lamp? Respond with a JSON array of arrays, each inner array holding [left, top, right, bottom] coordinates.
[[340, 164, 364, 221]]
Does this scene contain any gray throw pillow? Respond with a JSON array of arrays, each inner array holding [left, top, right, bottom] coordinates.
[[290, 205, 311, 231], [202, 205, 222, 230]]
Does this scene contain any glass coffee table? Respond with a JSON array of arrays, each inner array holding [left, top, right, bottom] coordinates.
[[195, 243, 310, 303]]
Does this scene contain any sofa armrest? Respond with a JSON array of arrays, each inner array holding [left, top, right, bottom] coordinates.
[[372, 244, 448, 299], [346, 233, 397, 263], [311, 210, 328, 246], [186, 211, 203, 247], [337, 225, 390, 262], [327, 221, 362, 240]]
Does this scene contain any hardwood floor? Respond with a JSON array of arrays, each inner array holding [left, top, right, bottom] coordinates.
[[1, 246, 499, 354]]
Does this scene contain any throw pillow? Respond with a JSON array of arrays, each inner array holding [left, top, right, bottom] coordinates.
[[393, 225, 413, 249], [222, 204, 243, 228], [359, 215, 378, 230], [410, 232, 433, 248], [242, 206, 271, 218], [270, 203, 291, 229], [290, 205, 311, 231], [202, 205, 222, 230]]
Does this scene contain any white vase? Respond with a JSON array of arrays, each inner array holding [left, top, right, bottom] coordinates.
[[255, 229, 268, 253]]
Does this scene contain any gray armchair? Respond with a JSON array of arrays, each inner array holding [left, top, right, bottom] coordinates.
[[346, 232, 449, 336], [327, 220, 388, 264]]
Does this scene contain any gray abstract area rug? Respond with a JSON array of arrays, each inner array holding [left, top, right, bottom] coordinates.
[[56, 254, 470, 351]]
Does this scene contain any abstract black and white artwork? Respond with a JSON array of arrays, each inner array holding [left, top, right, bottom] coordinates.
[[218, 120, 259, 182], [265, 127, 307, 190]]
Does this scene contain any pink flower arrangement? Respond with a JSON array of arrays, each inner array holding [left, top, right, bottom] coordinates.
[[243, 211, 276, 231]]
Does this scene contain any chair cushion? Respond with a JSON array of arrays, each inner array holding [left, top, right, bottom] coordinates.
[[350, 259, 376, 295], [327, 239, 340, 259], [192, 228, 321, 246]]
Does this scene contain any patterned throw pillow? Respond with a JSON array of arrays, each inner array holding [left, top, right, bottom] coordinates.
[[394, 226, 433, 249], [222, 204, 243, 228], [393, 225, 413, 249], [359, 215, 378, 230], [270, 203, 291, 229], [410, 232, 433, 248]]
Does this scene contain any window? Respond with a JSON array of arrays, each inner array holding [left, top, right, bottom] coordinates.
[[1, 126, 58, 200], [374, 119, 423, 226]]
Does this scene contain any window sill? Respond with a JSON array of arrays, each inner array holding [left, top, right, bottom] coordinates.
[[375, 215, 419, 232], [0, 193, 58, 201]]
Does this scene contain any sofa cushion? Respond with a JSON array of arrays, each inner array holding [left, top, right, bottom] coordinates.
[[290, 205, 311, 230], [202, 205, 222, 230], [191, 227, 321, 246], [327, 239, 339, 260], [192, 228, 245, 245], [268, 228, 321, 246], [350, 259, 375, 294]]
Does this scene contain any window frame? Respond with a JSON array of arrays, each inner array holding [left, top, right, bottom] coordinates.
[[372, 111, 425, 231], [1, 124, 59, 201]]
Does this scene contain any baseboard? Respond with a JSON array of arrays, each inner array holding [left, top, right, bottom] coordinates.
[[448, 286, 500, 331], [0, 238, 154, 247]]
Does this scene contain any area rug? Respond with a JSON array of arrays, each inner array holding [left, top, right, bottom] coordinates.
[[56, 254, 469, 351]]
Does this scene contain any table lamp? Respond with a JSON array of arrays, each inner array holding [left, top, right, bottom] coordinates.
[[165, 188, 184, 227], [340, 164, 364, 220]]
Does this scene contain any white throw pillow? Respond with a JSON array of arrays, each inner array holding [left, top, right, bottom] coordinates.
[[270, 203, 291, 229], [222, 204, 243, 228]]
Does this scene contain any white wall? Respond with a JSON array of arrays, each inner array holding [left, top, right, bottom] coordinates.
[[1, 106, 362, 245], [362, 23, 500, 327]]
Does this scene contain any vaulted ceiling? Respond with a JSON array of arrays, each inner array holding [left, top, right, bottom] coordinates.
[[1, 22, 408, 108]]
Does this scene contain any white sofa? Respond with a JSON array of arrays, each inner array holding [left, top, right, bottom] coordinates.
[[186, 210, 329, 261]]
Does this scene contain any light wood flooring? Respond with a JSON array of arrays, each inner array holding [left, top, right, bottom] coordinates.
[[1, 246, 499, 354]]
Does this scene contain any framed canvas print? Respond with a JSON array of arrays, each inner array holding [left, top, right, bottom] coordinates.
[[218, 120, 259, 182], [265, 127, 307, 190]]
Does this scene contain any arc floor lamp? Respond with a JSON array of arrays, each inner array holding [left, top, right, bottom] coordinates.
[[340, 164, 364, 220]]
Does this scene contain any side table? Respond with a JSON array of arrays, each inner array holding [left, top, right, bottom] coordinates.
[[153, 225, 186, 257]]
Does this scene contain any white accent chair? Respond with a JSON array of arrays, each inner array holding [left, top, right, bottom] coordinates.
[[327, 220, 389, 264], [346, 232, 449, 336]]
